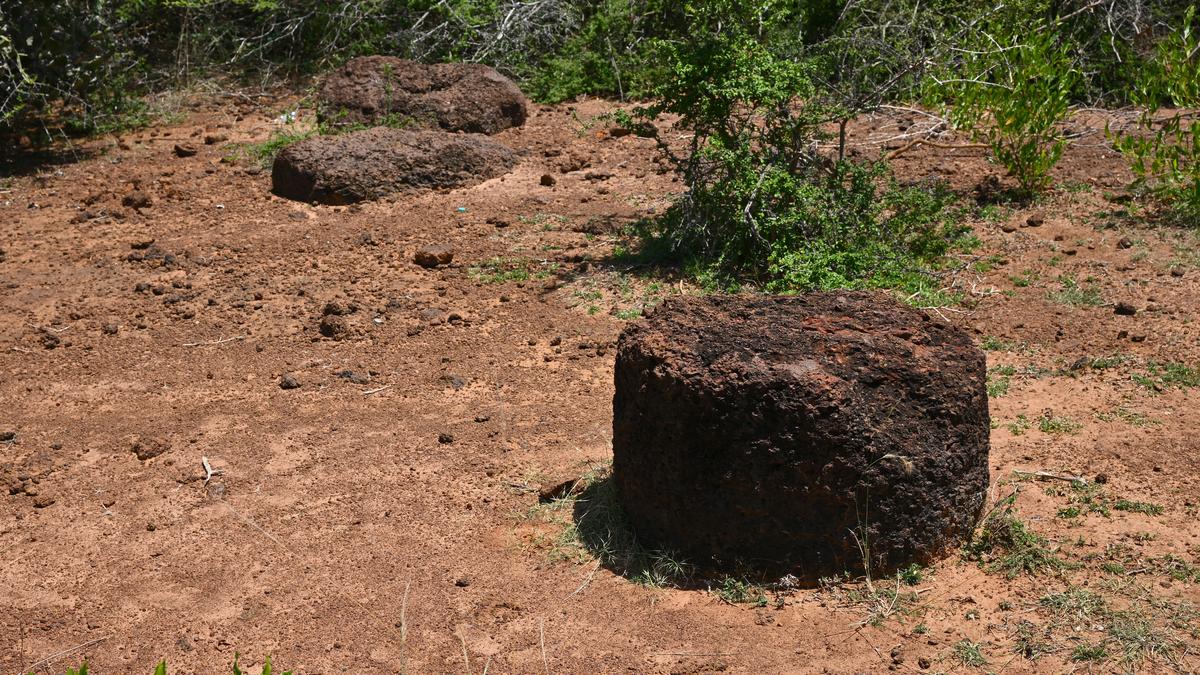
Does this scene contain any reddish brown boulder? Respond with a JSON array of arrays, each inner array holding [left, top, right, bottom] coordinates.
[[271, 128, 515, 204], [318, 57, 528, 135], [414, 244, 454, 268], [612, 292, 989, 580]]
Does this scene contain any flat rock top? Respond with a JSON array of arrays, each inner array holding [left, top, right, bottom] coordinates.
[[620, 291, 977, 383], [318, 56, 528, 134]]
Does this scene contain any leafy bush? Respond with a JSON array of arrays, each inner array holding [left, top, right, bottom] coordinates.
[[937, 29, 1078, 195], [620, 0, 966, 294], [1110, 7, 1200, 222], [0, 1, 145, 136]]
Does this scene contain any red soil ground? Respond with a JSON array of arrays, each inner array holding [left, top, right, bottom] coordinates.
[[2, 95, 1198, 673]]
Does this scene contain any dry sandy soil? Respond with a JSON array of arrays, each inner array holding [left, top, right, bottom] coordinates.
[[1, 94, 1198, 674]]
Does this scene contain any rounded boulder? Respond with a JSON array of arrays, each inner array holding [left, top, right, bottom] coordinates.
[[271, 127, 515, 204], [318, 56, 528, 134]]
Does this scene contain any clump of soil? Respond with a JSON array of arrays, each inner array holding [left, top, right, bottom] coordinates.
[[612, 292, 990, 580], [271, 127, 516, 204], [318, 56, 528, 134]]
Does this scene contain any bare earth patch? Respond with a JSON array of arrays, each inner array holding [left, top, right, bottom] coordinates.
[[1, 96, 1198, 673]]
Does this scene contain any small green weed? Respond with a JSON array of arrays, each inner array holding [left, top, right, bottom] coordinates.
[[980, 336, 1014, 351], [1113, 499, 1165, 516], [1049, 275, 1103, 307], [1008, 269, 1039, 287], [1038, 412, 1081, 435], [966, 498, 1074, 578], [1005, 414, 1032, 435], [1071, 642, 1108, 661], [1013, 620, 1055, 660], [225, 128, 317, 167], [469, 258, 559, 284], [714, 576, 767, 606], [952, 639, 989, 667], [1040, 587, 1107, 619], [987, 365, 1015, 398], [1133, 362, 1200, 392]]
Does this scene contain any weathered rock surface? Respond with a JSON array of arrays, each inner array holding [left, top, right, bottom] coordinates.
[[318, 57, 528, 134], [612, 292, 990, 580], [272, 128, 515, 204]]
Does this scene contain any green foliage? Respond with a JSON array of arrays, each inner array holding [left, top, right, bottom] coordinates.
[[939, 29, 1078, 195], [621, 0, 966, 295], [714, 576, 767, 606], [1113, 499, 1165, 516], [952, 639, 988, 667], [965, 497, 1074, 578], [1038, 412, 1081, 435], [1110, 7, 1200, 221], [1133, 361, 1200, 391], [1048, 275, 1103, 306]]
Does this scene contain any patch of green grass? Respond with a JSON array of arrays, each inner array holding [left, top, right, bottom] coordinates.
[[1071, 642, 1108, 662], [973, 253, 1007, 273], [952, 639, 989, 667], [1008, 269, 1039, 287], [981, 335, 1017, 351], [1094, 403, 1156, 425], [966, 499, 1075, 578], [1133, 361, 1200, 392], [1038, 412, 1082, 434], [987, 364, 1015, 397], [614, 308, 643, 320], [1005, 414, 1032, 435], [977, 204, 1010, 223], [225, 127, 318, 167], [1048, 275, 1104, 307], [1013, 620, 1055, 660], [1040, 587, 1107, 618], [525, 463, 693, 589], [1154, 555, 1200, 583], [469, 258, 559, 284], [714, 576, 767, 606], [1113, 499, 1165, 516], [1105, 611, 1183, 669]]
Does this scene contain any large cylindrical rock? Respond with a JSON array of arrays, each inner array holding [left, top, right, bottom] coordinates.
[[612, 292, 989, 580]]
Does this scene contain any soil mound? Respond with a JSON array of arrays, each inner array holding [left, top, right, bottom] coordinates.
[[318, 56, 528, 135], [612, 292, 990, 580], [271, 127, 515, 204]]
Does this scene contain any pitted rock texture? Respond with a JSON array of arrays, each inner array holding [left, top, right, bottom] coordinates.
[[612, 292, 990, 580], [318, 56, 528, 134], [271, 127, 516, 204]]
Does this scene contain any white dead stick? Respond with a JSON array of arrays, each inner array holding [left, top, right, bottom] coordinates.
[[201, 456, 224, 486], [457, 627, 471, 673], [400, 581, 410, 675], [540, 619, 550, 675], [182, 335, 246, 347], [362, 385, 392, 396], [1013, 469, 1087, 484], [568, 559, 603, 598], [24, 636, 109, 672]]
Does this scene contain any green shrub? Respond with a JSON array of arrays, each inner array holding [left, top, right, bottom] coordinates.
[[1110, 7, 1200, 222], [621, 0, 966, 295], [938, 29, 1078, 195]]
